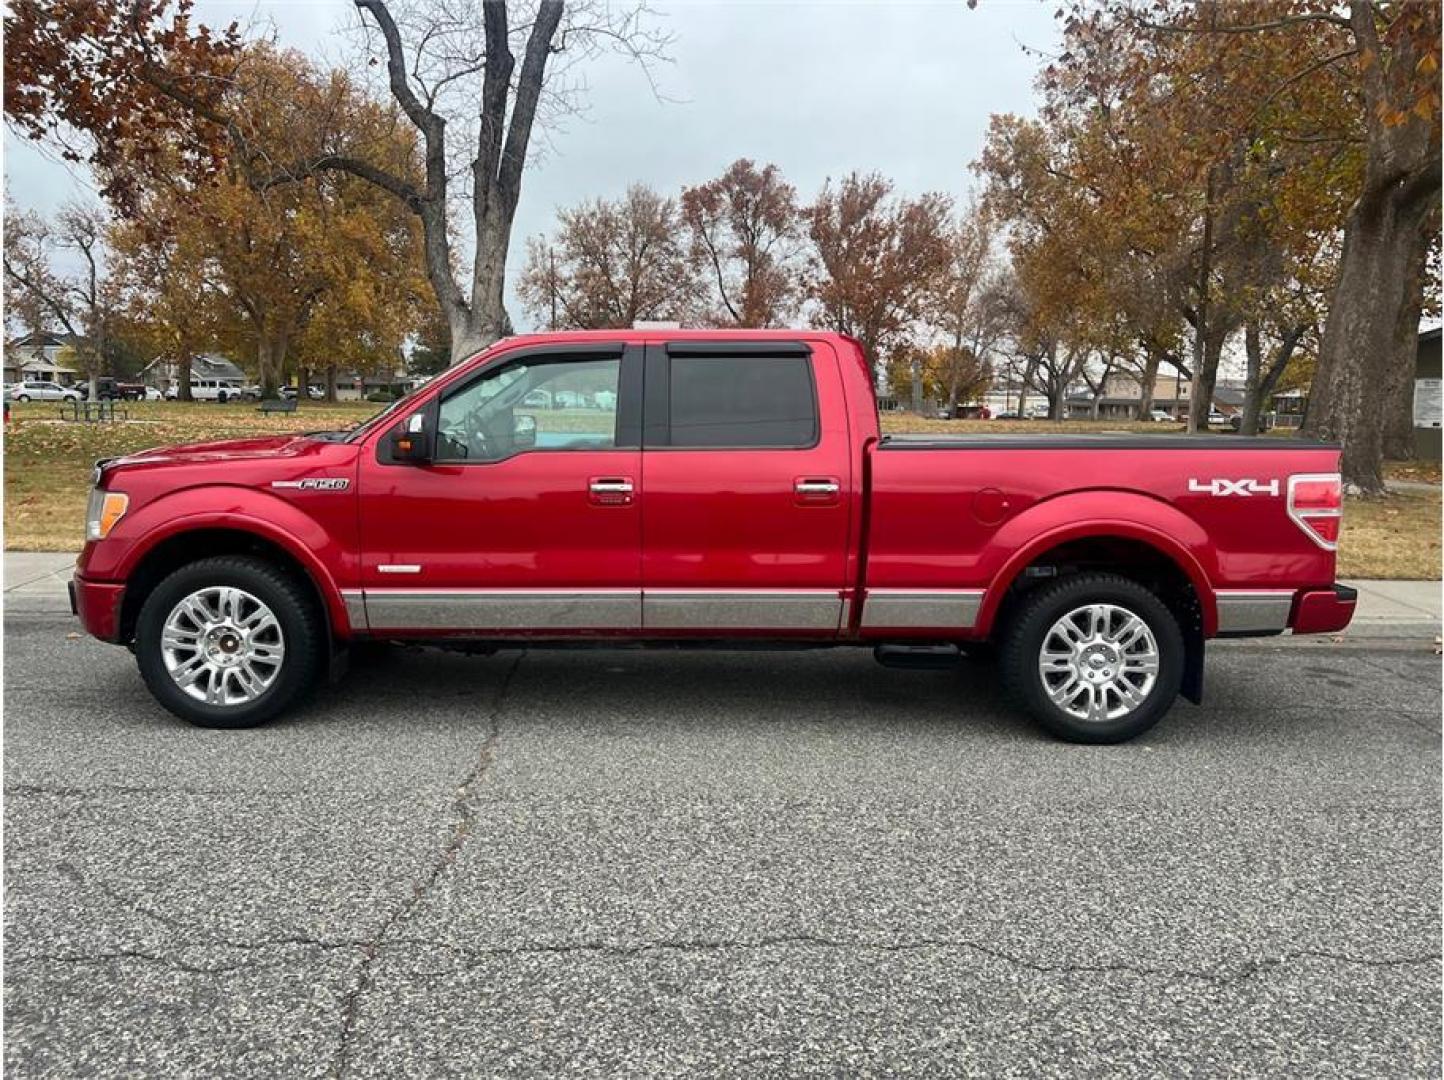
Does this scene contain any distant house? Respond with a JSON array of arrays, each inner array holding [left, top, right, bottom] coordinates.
[[332, 369, 417, 401], [4, 331, 82, 385], [1065, 371, 1245, 420], [140, 353, 246, 393], [1413, 326, 1441, 461]]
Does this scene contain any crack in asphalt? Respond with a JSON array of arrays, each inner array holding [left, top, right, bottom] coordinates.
[[331, 649, 525, 1079], [9, 935, 1438, 992]]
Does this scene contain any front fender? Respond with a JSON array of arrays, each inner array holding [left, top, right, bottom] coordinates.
[[84, 486, 355, 636], [973, 490, 1219, 636]]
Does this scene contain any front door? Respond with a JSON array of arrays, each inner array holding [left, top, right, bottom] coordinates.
[[356, 343, 644, 633], [639, 340, 853, 634]]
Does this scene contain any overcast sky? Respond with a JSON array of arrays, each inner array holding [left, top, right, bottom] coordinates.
[[2, 0, 1061, 333]]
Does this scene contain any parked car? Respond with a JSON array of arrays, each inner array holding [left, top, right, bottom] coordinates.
[[994, 410, 1020, 420], [1206, 410, 1229, 427], [9, 380, 81, 403], [71, 330, 1355, 743], [1228, 413, 1274, 433], [1149, 409, 1174, 422], [1027, 404, 1051, 420], [142, 386, 165, 401], [75, 378, 148, 401]]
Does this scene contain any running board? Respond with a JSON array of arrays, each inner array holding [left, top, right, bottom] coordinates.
[[872, 643, 962, 670]]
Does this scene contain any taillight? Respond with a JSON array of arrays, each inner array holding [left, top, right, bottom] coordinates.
[[1287, 473, 1341, 550]]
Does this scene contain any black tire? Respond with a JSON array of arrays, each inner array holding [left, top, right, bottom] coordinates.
[[134, 555, 324, 728], [217, 390, 228, 404], [999, 572, 1183, 744], [17, 394, 29, 403]]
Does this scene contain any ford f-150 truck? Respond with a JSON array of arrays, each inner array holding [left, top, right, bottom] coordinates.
[[71, 330, 1355, 742]]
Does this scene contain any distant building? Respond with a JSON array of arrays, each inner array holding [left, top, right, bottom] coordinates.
[[1414, 327, 1441, 461], [140, 353, 247, 393], [1066, 371, 1244, 420], [332, 369, 417, 401], [4, 331, 82, 385]]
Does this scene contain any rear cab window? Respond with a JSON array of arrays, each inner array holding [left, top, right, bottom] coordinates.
[[652, 346, 819, 449]]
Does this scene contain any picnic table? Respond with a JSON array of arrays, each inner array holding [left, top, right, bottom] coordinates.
[[57, 399, 129, 423]]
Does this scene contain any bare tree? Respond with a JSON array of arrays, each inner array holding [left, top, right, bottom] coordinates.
[[270, 0, 671, 363], [517, 184, 699, 328], [681, 159, 803, 327], [806, 172, 953, 387], [3, 200, 116, 398]]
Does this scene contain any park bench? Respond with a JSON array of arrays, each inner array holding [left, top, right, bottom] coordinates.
[[258, 398, 298, 414]]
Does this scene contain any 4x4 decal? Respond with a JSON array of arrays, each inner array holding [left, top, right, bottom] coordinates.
[[1187, 477, 1279, 497]]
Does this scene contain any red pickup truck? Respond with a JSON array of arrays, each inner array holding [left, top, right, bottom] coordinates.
[[71, 330, 1355, 742]]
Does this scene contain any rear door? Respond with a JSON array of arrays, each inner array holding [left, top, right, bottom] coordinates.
[[640, 340, 852, 634]]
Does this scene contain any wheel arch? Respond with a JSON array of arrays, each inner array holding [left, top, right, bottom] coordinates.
[[116, 523, 349, 645], [975, 507, 1216, 706]]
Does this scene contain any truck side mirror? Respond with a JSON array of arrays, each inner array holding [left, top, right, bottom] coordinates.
[[389, 411, 432, 464], [513, 413, 537, 449]]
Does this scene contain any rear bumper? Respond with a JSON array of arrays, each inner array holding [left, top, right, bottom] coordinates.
[[1213, 585, 1356, 637], [71, 574, 126, 642], [1291, 584, 1357, 635]]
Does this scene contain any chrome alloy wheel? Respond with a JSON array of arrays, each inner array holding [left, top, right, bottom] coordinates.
[[160, 587, 286, 706], [1037, 603, 1159, 723]]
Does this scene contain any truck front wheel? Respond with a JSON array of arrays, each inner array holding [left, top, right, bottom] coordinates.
[[999, 573, 1183, 744], [134, 556, 323, 728]]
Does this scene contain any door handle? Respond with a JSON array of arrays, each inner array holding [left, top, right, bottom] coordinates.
[[589, 477, 634, 505], [794, 477, 841, 504]]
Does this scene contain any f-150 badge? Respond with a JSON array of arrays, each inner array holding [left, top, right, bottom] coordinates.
[[271, 478, 350, 491], [1188, 477, 1279, 496]]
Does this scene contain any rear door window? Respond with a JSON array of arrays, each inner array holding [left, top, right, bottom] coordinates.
[[667, 354, 817, 448]]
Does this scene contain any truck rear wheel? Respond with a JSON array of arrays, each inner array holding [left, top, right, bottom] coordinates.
[[999, 573, 1183, 744], [134, 556, 323, 728]]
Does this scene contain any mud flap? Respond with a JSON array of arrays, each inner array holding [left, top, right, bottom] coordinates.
[[1182, 632, 1204, 705]]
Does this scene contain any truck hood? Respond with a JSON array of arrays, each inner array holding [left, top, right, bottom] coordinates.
[[102, 434, 341, 477]]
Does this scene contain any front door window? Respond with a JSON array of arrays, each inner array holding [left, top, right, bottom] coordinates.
[[436, 357, 621, 463]]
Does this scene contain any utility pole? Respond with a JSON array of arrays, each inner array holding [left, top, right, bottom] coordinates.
[[548, 247, 559, 332]]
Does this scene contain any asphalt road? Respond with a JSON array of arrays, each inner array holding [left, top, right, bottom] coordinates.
[[4, 613, 1440, 1078]]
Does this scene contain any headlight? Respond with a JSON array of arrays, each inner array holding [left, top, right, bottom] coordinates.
[[85, 489, 129, 541]]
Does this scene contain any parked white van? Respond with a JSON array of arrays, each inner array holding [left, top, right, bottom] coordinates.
[[167, 378, 245, 402]]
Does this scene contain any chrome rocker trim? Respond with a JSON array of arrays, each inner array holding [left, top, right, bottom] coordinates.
[[1214, 590, 1295, 635], [859, 589, 985, 630]]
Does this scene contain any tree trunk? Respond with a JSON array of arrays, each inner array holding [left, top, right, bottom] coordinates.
[[1136, 350, 1160, 419], [1190, 325, 1228, 433], [177, 350, 194, 402], [325, 363, 338, 403], [1304, 191, 1433, 493], [1241, 321, 1263, 436], [1304, 0, 1440, 493], [257, 336, 279, 399], [1383, 219, 1431, 461]]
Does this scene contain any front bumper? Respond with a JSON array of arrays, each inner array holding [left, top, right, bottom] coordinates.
[[71, 574, 126, 642]]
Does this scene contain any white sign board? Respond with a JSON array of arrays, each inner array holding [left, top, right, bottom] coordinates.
[[1414, 377, 1442, 429]]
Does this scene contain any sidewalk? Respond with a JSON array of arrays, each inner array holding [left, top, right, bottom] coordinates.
[[4, 551, 1438, 640]]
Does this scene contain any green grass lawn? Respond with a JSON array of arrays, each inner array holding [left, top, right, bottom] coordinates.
[[3, 401, 1438, 578]]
